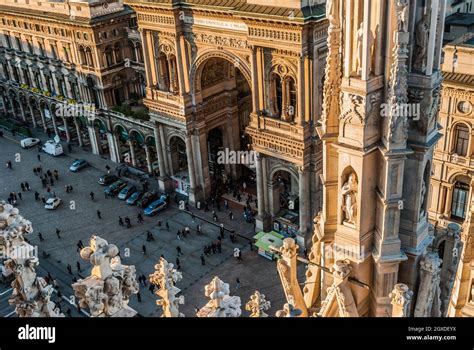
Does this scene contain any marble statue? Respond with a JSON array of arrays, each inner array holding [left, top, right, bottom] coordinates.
[[149, 257, 185, 317], [196, 276, 241, 317], [245, 291, 271, 317], [6, 258, 64, 317], [390, 283, 413, 317], [413, 14, 430, 71], [420, 178, 427, 216], [356, 22, 374, 76], [0, 202, 63, 317], [396, 0, 409, 32], [72, 235, 139, 317], [341, 173, 358, 225], [326, 0, 340, 27]]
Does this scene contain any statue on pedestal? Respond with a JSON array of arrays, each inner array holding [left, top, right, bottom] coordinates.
[[72, 235, 139, 317], [341, 173, 358, 226], [196, 276, 241, 317], [149, 257, 185, 317], [413, 13, 430, 72]]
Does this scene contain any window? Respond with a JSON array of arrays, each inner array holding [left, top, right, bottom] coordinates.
[[63, 46, 70, 62], [14, 36, 22, 51], [22, 68, 31, 86], [454, 124, 469, 156], [451, 182, 469, 221], [26, 40, 33, 54], [50, 44, 58, 59], [38, 42, 45, 56], [2, 63, 10, 80], [4, 34, 11, 48]]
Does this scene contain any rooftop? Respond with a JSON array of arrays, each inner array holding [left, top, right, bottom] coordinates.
[[445, 12, 474, 27]]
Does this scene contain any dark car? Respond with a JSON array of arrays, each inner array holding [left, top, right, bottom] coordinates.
[[118, 185, 137, 200], [104, 180, 127, 196], [136, 191, 158, 208], [98, 174, 119, 186], [126, 191, 144, 205]]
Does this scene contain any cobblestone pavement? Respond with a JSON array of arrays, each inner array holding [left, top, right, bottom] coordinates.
[[0, 129, 296, 317]]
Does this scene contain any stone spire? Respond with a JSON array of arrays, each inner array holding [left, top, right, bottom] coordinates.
[[72, 235, 139, 317], [245, 291, 271, 317], [0, 201, 63, 317], [149, 257, 185, 317], [414, 252, 442, 317], [196, 276, 241, 317]]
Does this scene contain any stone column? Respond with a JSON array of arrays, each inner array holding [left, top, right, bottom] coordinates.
[[159, 125, 171, 176], [144, 145, 153, 174], [414, 252, 442, 317], [390, 283, 413, 317], [140, 29, 153, 88], [361, 0, 372, 80], [426, 0, 440, 76], [18, 101, 27, 122], [74, 118, 83, 147], [62, 117, 71, 143], [39, 108, 47, 133], [296, 54, 304, 125], [255, 153, 271, 232], [87, 125, 99, 155], [28, 103, 37, 128], [443, 184, 454, 217], [178, 34, 190, 93], [49, 106, 59, 136], [250, 46, 259, 114], [106, 132, 118, 163], [128, 140, 137, 167], [153, 124, 172, 192], [298, 166, 310, 246], [435, 0, 447, 69], [185, 133, 199, 204]]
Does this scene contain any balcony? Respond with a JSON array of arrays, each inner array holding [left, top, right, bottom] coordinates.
[[245, 113, 312, 164], [126, 28, 141, 41]]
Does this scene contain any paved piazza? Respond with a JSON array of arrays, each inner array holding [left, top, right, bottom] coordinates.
[[0, 132, 292, 317]]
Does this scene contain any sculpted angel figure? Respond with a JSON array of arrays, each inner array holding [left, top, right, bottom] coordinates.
[[341, 173, 358, 225]]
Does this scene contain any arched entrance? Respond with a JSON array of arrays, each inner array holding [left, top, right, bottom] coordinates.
[[94, 119, 110, 156], [193, 54, 253, 197], [269, 169, 299, 214], [114, 124, 129, 161], [128, 130, 145, 168]]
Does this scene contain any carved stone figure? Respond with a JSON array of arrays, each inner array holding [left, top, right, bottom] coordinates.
[[413, 14, 430, 72], [355, 22, 374, 76], [390, 283, 413, 317], [341, 173, 358, 225], [396, 0, 409, 32], [275, 296, 302, 317], [245, 291, 271, 317], [326, 0, 340, 27], [72, 235, 138, 317], [149, 257, 185, 317], [420, 178, 427, 217], [196, 277, 241, 317]]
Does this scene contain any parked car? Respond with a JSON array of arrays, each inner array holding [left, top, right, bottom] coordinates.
[[126, 191, 144, 205], [118, 185, 137, 200], [20, 137, 40, 149], [104, 180, 127, 196], [144, 195, 168, 216], [44, 197, 62, 210], [69, 159, 89, 172], [98, 174, 119, 186], [42, 140, 63, 156], [136, 191, 158, 208]]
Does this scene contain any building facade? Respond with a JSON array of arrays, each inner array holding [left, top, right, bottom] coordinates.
[[125, 0, 328, 245]]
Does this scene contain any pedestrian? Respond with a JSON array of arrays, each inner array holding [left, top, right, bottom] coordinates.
[[217, 240, 222, 253], [137, 291, 142, 303], [142, 245, 147, 255], [7, 160, 12, 169], [166, 221, 169, 231], [67, 264, 72, 275], [56, 228, 61, 239], [76, 261, 81, 272], [25, 182, 30, 191], [97, 210, 102, 219], [18, 192, 22, 200], [229, 210, 234, 220], [38, 232, 44, 241], [137, 213, 143, 223], [67, 144, 72, 153], [125, 217, 131, 228], [236, 277, 240, 290], [200, 254, 205, 265], [119, 216, 124, 226], [33, 167, 37, 176], [54, 170, 59, 181], [220, 224, 225, 239], [149, 284, 155, 294], [224, 200, 229, 210], [72, 277, 77, 283], [20, 183, 25, 192], [213, 212, 218, 222], [66, 308, 72, 317], [37, 154, 41, 162], [191, 213, 195, 222], [41, 196, 46, 205], [176, 246, 182, 256], [177, 230, 181, 240], [90, 191, 94, 200], [50, 178, 54, 186]]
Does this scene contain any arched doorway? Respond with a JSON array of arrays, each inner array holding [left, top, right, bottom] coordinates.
[[114, 124, 129, 161], [195, 55, 253, 196], [94, 119, 110, 156], [129, 130, 145, 168]]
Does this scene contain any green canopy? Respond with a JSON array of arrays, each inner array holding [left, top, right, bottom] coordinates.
[[253, 231, 284, 252]]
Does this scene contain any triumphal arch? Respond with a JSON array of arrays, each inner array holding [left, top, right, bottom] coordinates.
[[126, 0, 328, 245]]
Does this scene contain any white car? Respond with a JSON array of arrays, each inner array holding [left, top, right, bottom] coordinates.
[[44, 197, 62, 210], [20, 138, 40, 149]]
